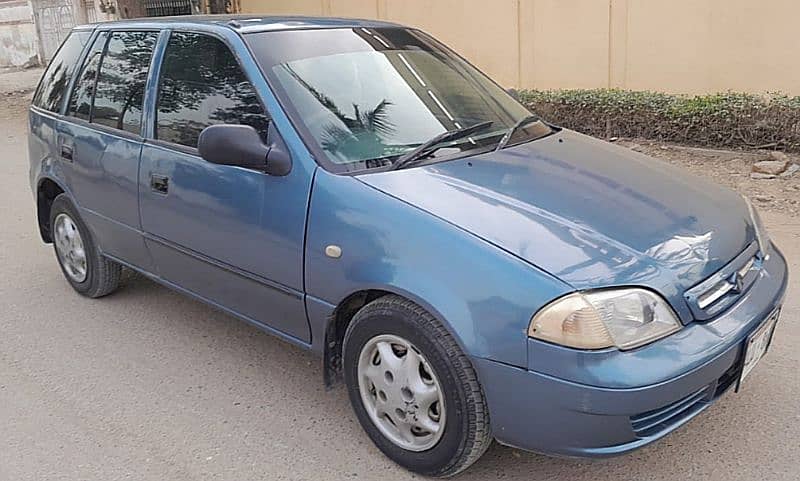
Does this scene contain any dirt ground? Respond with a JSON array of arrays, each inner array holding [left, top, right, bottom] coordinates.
[[1, 76, 799, 481], [618, 139, 800, 216]]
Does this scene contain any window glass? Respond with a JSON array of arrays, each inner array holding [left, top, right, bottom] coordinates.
[[156, 32, 269, 148], [67, 32, 108, 122], [247, 28, 548, 172], [32, 30, 92, 113], [92, 31, 158, 134]]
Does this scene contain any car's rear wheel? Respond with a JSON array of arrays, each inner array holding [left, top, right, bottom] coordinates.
[[343, 295, 491, 477], [50, 194, 121, 298]]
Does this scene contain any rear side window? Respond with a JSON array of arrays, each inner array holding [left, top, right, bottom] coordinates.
[[156, 32, 269, 148], [32, 30, 92, 113], [92, 31, 159, 134], [67, 32, 108, 122]]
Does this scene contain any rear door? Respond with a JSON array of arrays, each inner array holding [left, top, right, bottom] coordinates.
[[138, 30, 312, 342], [58, 29, 160, 270]]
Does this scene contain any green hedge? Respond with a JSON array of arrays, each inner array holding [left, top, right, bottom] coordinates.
[[519, 89, 800, 152]]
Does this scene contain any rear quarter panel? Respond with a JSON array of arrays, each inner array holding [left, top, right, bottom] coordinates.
[[28, 109, 60, 196]]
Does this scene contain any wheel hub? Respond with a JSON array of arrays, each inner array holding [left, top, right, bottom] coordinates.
[[357, 334, 446, 452], [53, 213, 87, 283]]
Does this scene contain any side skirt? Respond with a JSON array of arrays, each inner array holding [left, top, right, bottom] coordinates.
[[102, 252, 315, 353]]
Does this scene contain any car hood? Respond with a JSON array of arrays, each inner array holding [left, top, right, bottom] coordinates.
[[359, 130, 753, 321]]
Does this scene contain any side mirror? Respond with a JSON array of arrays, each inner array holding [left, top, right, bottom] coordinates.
[[507, 88, 520, 101], [197, 124, 292, 176]]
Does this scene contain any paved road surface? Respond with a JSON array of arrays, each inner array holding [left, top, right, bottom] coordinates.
[[1, 91, 798, 480]]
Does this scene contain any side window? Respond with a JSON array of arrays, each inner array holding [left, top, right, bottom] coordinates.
[[32, 30, 92, 113], [156, 32, 269, 148], [67, 32, 108, 122], [92, 31, 159, 134]]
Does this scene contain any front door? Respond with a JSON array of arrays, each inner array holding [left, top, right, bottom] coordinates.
[[138, 31, 312, 342]]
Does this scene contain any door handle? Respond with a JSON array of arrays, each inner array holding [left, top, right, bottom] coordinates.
[[150, 173, 169, 194], [59, 142, 74, 162]]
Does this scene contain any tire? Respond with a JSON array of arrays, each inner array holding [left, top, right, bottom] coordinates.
[[343, 295, 491, 477], [49, 194, 122, 298]]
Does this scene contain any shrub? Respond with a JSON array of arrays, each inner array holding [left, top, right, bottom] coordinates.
[[519, 89, 800, 152]]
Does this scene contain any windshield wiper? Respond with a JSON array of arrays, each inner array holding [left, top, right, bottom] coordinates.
[[495, 114, 542, 151], [390, 121, 494, 170]]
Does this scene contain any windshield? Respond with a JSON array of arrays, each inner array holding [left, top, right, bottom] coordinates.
[[246, 27, 549, 172]]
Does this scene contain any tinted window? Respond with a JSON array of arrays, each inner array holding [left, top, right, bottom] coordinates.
[[67, 32, 108, 122], [247, 28, 547, 172], [33, 31, 92, 113], [92, 31, 158, 134], [156, 32, 268, 148]]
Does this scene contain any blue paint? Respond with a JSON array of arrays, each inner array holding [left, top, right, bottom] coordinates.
[[28, 16, 789, 459]]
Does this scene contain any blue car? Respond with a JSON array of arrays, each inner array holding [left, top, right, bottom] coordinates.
[[28, 15, 787, 477]]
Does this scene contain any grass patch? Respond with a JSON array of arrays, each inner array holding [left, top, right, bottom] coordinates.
[[520, 89, 800, 152]]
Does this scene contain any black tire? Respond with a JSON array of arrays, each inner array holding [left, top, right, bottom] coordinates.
[[49, 194, 122, 298], [343, 295, 491, 477]]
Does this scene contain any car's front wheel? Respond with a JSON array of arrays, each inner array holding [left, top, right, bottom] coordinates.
[[50, 194, 121, 298], [343, 295, 491, 477]]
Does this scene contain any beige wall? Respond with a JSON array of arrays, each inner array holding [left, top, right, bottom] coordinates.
[[241, 0, 800, 94], [0, 1, 39, 68]]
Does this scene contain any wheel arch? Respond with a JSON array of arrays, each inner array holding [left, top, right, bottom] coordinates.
[[321, 286, 463, 389], [36, 176, 68, 243]]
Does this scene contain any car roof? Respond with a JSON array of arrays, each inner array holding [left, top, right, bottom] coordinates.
[[81, 14, 405, 34]]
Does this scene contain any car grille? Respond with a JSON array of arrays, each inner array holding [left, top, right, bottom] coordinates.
[[630, 361, 741, 438], [684, 242, 761, 321], [630, 386, 711, 438]]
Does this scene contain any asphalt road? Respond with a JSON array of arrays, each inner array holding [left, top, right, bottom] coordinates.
[[1, 92, 798, 481]]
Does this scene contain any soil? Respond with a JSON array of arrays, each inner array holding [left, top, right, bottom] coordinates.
[[618, 139, 800, 217]]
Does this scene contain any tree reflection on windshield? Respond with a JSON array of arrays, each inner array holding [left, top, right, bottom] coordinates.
[[281, 63, 402, 167], [259, 27, 535, 171]]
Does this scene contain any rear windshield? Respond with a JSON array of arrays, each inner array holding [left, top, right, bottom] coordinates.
[[33, 30, 93, 113]]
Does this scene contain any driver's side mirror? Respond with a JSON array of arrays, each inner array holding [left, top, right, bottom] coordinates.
[[197, 124, 292, 176], [506, 88, 520, 101]]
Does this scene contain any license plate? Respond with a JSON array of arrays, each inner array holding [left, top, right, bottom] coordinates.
[[738, 310, 779, 387]]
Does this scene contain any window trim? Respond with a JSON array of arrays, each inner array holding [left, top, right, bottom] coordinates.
[[90, 29, 161, 136], [144, 137, 200, 157], [62, 28, 103, 117], [148, 28, 272, 154], [62, 27, 162, 138], [29, 104, 144, 144], [65, 30, 109, 123]]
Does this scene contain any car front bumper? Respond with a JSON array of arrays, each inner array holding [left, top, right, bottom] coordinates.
[[473, 246, 788, 457]]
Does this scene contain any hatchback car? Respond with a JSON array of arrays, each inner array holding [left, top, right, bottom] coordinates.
[[29, 15, 787, 477]]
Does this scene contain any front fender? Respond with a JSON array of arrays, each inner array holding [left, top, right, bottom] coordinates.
[[305, 169, 572, 368]]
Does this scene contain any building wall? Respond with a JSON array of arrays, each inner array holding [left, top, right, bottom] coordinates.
[[0, 0, 38, 68], [240, 0, 800, 95]]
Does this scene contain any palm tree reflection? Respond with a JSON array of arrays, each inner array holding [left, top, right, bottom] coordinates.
[[282, 64, 402, 167]]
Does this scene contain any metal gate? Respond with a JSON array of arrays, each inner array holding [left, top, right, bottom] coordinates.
[[143, 0, 196, 17], [85, 0, 98, 22], [31, 0, 100, 62], [32, 0, 76, 61]]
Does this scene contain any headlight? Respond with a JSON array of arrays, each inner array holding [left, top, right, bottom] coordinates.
[[529, 288, 682, 350], [744, 197, 770, 258]]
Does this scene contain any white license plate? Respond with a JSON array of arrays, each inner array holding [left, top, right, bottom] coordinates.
[[739, 310, 779, 385]]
